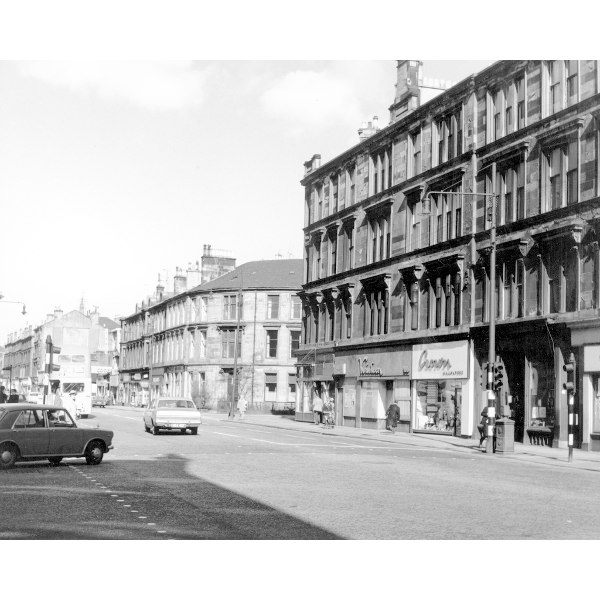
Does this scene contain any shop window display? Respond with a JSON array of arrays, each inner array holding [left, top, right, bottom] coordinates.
[[415, 380, 463, 434], [593, 375, 600, 433], [528, 359, 555, 428]]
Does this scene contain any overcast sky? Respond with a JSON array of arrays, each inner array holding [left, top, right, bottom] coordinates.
[[0, 59, 498, 340]]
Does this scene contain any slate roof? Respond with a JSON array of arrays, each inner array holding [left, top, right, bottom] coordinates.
[[190, 259, 303, 293], [99, 317, 120, 330]]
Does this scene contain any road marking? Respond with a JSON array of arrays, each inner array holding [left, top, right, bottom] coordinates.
[[235, 428, 275, 434], [111, 494, 118, 497], [207, 431, 238, 437], [117, 500, 124, 502], [157, 531, 166, 534], [282, 434, 318, 440], [139, 516, 147, 519], [148, 523, 156, 526]]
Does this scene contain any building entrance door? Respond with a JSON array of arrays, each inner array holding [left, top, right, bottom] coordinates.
[[503, 352, 525, 443]]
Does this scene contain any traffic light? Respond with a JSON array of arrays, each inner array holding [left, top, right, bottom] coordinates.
[[481, 362, 488, 388], [45, 335, 61, 374], [493, 363, 504, 391], [563, 353, 576, 395]]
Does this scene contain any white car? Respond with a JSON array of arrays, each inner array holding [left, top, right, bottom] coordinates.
[[26, 393, 42, 404], [143, 397, 202, 435]]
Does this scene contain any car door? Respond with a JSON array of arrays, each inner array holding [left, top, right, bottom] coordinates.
[[11, 409, 50, 456], [47, 408, 84, 455]]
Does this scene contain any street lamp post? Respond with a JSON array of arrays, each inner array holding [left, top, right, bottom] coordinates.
[[0, 300, 26, 315], [425, 190, 499, 454]]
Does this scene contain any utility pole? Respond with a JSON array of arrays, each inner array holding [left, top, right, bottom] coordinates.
[[485, 193, 498, 455], [563, 352, 577, 463], [425, 190, 499, 454], [229, 272, 244, 420]]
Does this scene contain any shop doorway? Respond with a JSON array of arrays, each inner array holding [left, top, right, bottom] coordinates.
[[503, 353, 525, 443]]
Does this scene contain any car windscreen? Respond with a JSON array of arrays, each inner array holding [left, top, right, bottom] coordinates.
[[157, 400, 196, 409]]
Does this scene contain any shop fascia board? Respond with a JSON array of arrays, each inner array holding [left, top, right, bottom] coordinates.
[[297, 327, 470, 353]]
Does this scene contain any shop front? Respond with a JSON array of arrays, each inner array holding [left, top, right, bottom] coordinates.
[[333, 345, 412, 431], [473, 321, 561, 446], [571, 322, 600, 452], [411, 340, 472, 437], [295, 355, 335, 424]]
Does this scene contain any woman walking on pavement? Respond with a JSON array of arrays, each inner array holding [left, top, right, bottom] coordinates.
[[237, 397, 248, 419], [385, 400, 401, 434]]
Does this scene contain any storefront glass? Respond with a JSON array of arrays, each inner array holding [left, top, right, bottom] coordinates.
[[593, 374, 600, 433], [414, 380, 463, 434], [528, 357, 554, 428]]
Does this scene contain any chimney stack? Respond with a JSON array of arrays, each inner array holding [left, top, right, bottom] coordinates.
[[174, 266, 187, 294]]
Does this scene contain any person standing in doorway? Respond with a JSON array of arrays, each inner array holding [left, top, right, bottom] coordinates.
[[313, 394, 323, 425]]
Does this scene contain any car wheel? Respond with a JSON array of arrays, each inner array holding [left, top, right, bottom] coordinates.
[[152, 422, 160, 435], [190, 428, 198, 436], [144, 421, 150, 433], [180, 428, 187, 435], [0, 443, 18, 469], [48, 457, 63, 466], [85, 441, 104, 465]]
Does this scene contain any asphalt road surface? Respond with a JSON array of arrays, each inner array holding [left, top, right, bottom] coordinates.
[[2, 407, 600, 540]]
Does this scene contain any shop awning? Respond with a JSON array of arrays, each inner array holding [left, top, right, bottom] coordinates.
[[288, 373, 296, 385], [265, 373, 277, 384]]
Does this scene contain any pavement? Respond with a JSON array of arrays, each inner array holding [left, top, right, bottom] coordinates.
[[102, 405, 600, 473]]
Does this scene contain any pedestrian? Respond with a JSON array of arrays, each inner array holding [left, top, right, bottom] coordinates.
[[237, 397, 248, 419], [63, 390, 77, 419], [313, 395, 323, 425], [8, 388, 19, 403], [385, 400, 401, 434], [0, 386, 7, 403]]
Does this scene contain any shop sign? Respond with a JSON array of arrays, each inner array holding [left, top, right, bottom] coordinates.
[[412, 340, 469, 380], [583, 345, 600, 372], [122, 374, 131, 382], [167, 365, 185, 373], [133, 373, 142, 381], [337, 346, 411, 378], [92, 366, 112, 375], [358, 357, 383, 377], [152, 375, 163, 384]]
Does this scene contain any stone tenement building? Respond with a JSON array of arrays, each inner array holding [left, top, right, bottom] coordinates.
[[120, 259, 303, 409], [297, 59, 600, 451]]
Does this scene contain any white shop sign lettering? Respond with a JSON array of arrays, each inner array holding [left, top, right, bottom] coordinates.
[[412, 340, 469, 380]]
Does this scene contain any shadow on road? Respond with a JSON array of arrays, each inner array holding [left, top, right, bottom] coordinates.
[[0, 455, 343, 540]]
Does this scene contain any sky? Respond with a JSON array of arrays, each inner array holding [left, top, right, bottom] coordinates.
[[0, 59, 497, 341]]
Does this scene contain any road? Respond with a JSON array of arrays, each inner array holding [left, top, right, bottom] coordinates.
[[2, 407, 600, 540]]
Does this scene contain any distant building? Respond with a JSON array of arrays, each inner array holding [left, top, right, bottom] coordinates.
[[119, 250, 236, 406], [120, 258, 303, 411]]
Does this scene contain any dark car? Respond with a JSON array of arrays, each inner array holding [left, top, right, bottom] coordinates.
[[0, 403, 114, 469]]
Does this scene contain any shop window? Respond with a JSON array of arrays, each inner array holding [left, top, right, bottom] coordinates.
[[544, 237, 578, 314], [414, 380, 463, 434], [593, 374, 600, 433], [528, 358, 555, 429]]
